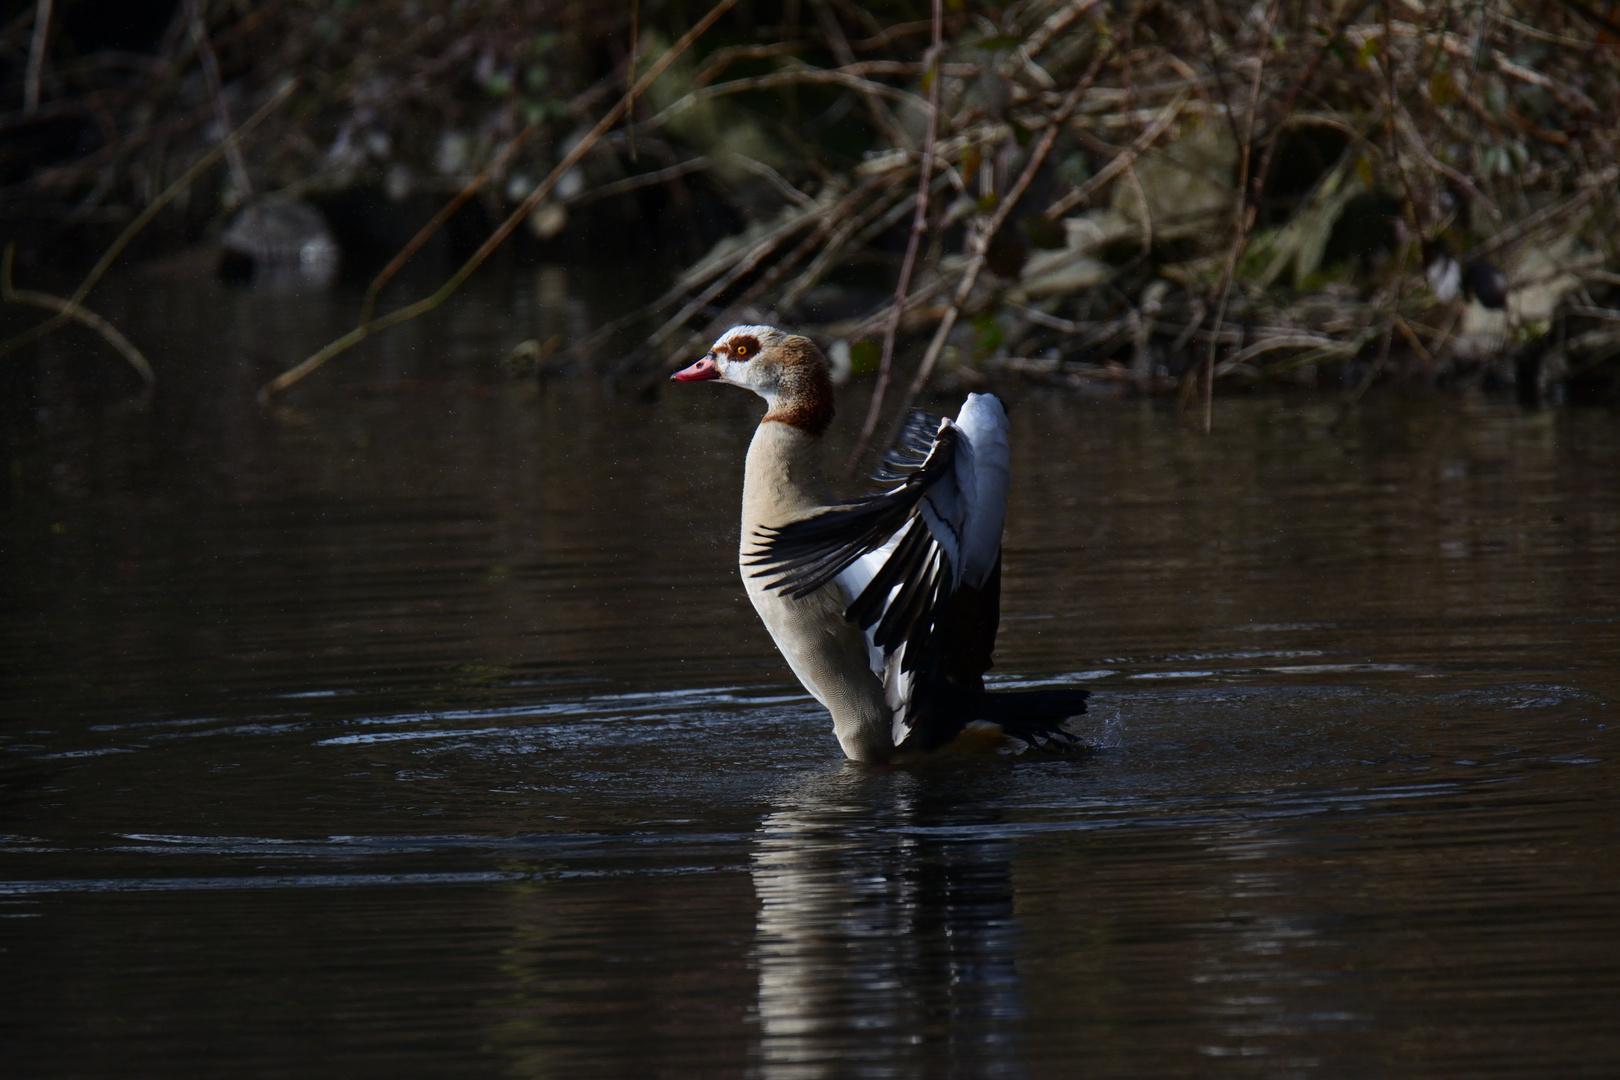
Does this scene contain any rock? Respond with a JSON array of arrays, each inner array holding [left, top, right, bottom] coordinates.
[[218, 199, 338, 287], [527, 202, 568, 240]]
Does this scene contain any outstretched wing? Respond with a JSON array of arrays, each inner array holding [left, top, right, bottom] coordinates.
[[744, 419, 962, 608], [747, 394, 1015, 747]]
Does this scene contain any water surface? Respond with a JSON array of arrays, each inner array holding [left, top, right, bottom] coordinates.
[[3, 263, 1618, 1077]]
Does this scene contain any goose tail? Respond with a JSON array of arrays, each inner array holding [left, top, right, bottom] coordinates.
[[966, 687, 1089, 751]]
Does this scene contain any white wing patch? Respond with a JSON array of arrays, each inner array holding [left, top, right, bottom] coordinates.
[[952, 393, 1010, 588], [835, 538, 910, 741]]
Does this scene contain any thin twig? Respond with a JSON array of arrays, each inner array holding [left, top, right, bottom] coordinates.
[[1026, 0, 1103, 58], [692, 42, 809, 89], [259, 0, 745, 403], [24, 0, 53, 117], [627, 0, 641, 162], [879, 41, 1115, 452], [813, 0, 911, 148], [647, 225, 806, 348], [730, 154, 816, 208], [1476, 176, 1610, 258], [776, 178, 911, 311], [1394, 315, 1434, 366], [1248, 0, 1373, 209], [1170, 300, 1207, 352], [1043, 90, 1188, 219], [852, 19, 936, 50], [2, 244, 154, 386], [1334, 259, 1413, 430], [567, 156, 711, 206], [1124, 161, 1153, 257], [636, 179, 893, 382], [1393, 103, 1501, 220], [184, 0, 252, 200], [846, 0, 945, 478], [359, 119, 543, 325], [1196, 0, 1278, 434], [644, 65, 934, 133]]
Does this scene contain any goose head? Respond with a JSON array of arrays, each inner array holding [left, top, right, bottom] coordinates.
[[672, 324, 835, 434]]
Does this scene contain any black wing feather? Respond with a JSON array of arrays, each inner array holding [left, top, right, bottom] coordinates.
[[875, 548, 944, 660], [870, 410, 940, 482], [745, 424, 959, 601], [745, 499, 909, 599]]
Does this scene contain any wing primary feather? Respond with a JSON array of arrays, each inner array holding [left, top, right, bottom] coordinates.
[[749, 426, 960, 600], [870, 546, 944, 655], [878, 548, 935, 647], [846, 518, 931, 629], [870, 410, 940, 482], [899, 410, 938, 451], [746, 502, 913, 598], [745, 501, 904, 569], [876, 551, 945, 656]]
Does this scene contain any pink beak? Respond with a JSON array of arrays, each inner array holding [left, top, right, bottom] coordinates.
[[671, 356, 720, 382]]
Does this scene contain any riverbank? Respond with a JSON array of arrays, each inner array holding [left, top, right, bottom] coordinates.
[[2, 1, 1617, 426]]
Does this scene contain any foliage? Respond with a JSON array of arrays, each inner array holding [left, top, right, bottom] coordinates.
[[3, 0, 1620, 412]]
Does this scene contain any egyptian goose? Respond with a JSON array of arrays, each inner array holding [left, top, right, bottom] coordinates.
[[672, 325, 1088, 763]]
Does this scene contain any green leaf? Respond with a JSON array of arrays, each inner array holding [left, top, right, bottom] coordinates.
[[849, 341, 882, 377], [1429, 70, 1457, 106], [971, 313, 1004, 355], [1058, 152, 1090, 186], [1018, 213, 1066, 250]]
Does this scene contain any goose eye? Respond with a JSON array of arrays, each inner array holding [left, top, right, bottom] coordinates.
[[734, 344, 749, 357]]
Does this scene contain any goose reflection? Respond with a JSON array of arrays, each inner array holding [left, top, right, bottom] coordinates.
[[752, 766, 1027, 1079]]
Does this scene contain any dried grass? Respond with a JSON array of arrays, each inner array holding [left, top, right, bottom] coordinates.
[[3, 1, 1618, 418]]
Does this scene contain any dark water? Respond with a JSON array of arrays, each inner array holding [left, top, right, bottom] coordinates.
[[3, 262, 1618, 1077]]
